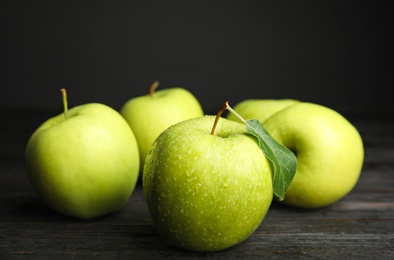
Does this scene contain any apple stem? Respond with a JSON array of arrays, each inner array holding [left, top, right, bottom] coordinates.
[[149, 81, 160, 97], [210, 101, 247, 135], [210, 101, 229, 135], [60, 88, 68, 120]]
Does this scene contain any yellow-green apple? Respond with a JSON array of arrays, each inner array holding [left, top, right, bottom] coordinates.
[[263, 102, 364, 208], [227, 99, 300, 123], [25, 89, 140, 219], [143, 115, 273, 252], [120, 81, 204, 177]]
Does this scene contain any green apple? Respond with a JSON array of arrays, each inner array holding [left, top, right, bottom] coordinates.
[[25, 89, 140, 219], [120, 81, 204, 177], [263, 102, 364, 208], [227, 99, 300, 123], [143, 115, 273, 252]]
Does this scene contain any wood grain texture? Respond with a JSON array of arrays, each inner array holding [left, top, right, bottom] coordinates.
[[1, 109, 393, 259]]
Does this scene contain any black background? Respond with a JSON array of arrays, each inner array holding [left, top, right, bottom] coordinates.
[[1, 0, 392, 115]]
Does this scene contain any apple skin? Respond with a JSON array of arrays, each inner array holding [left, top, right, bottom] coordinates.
[[263, 102, 364, 208], [143, 116, 273, 252], [25, 103, 140, 219], [227, 99, 300, 123], [120, 87, 204, 176]]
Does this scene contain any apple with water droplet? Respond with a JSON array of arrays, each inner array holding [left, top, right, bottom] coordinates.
[[143, 105, 273, 251]]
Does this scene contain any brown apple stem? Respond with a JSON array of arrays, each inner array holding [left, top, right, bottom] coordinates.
[[149, 81, 160, 97], [210, 101, 248, 135], [210, 101, 230, 135], [60, 88, 68, 120]]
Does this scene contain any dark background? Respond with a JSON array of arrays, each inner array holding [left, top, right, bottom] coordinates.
[[1, 0, 392, 115]]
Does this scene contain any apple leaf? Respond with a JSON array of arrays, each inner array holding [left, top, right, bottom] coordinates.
[[245, 119, 297, 200]]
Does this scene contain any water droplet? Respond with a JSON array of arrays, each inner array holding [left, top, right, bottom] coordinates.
[[186, 169, 194, 177]]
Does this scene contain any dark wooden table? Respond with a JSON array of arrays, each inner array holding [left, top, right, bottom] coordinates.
[[1, 108, 393, 259]]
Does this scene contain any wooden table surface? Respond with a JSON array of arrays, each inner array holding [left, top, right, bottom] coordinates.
[[1, 108, 393, 259]]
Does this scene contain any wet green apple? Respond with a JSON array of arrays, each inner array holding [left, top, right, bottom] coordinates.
[[143, 115, 273, 252]]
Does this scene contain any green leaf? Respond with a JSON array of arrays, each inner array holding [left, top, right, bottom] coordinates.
[[245, 119, 297, 200]]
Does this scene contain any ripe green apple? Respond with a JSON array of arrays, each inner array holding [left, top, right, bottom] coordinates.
[[143, 115, 273, 252], [263, 102, 364, 208], [227, 99, 300, 123], [120, 81, 204, 177], [25, 96, 140, 219]]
